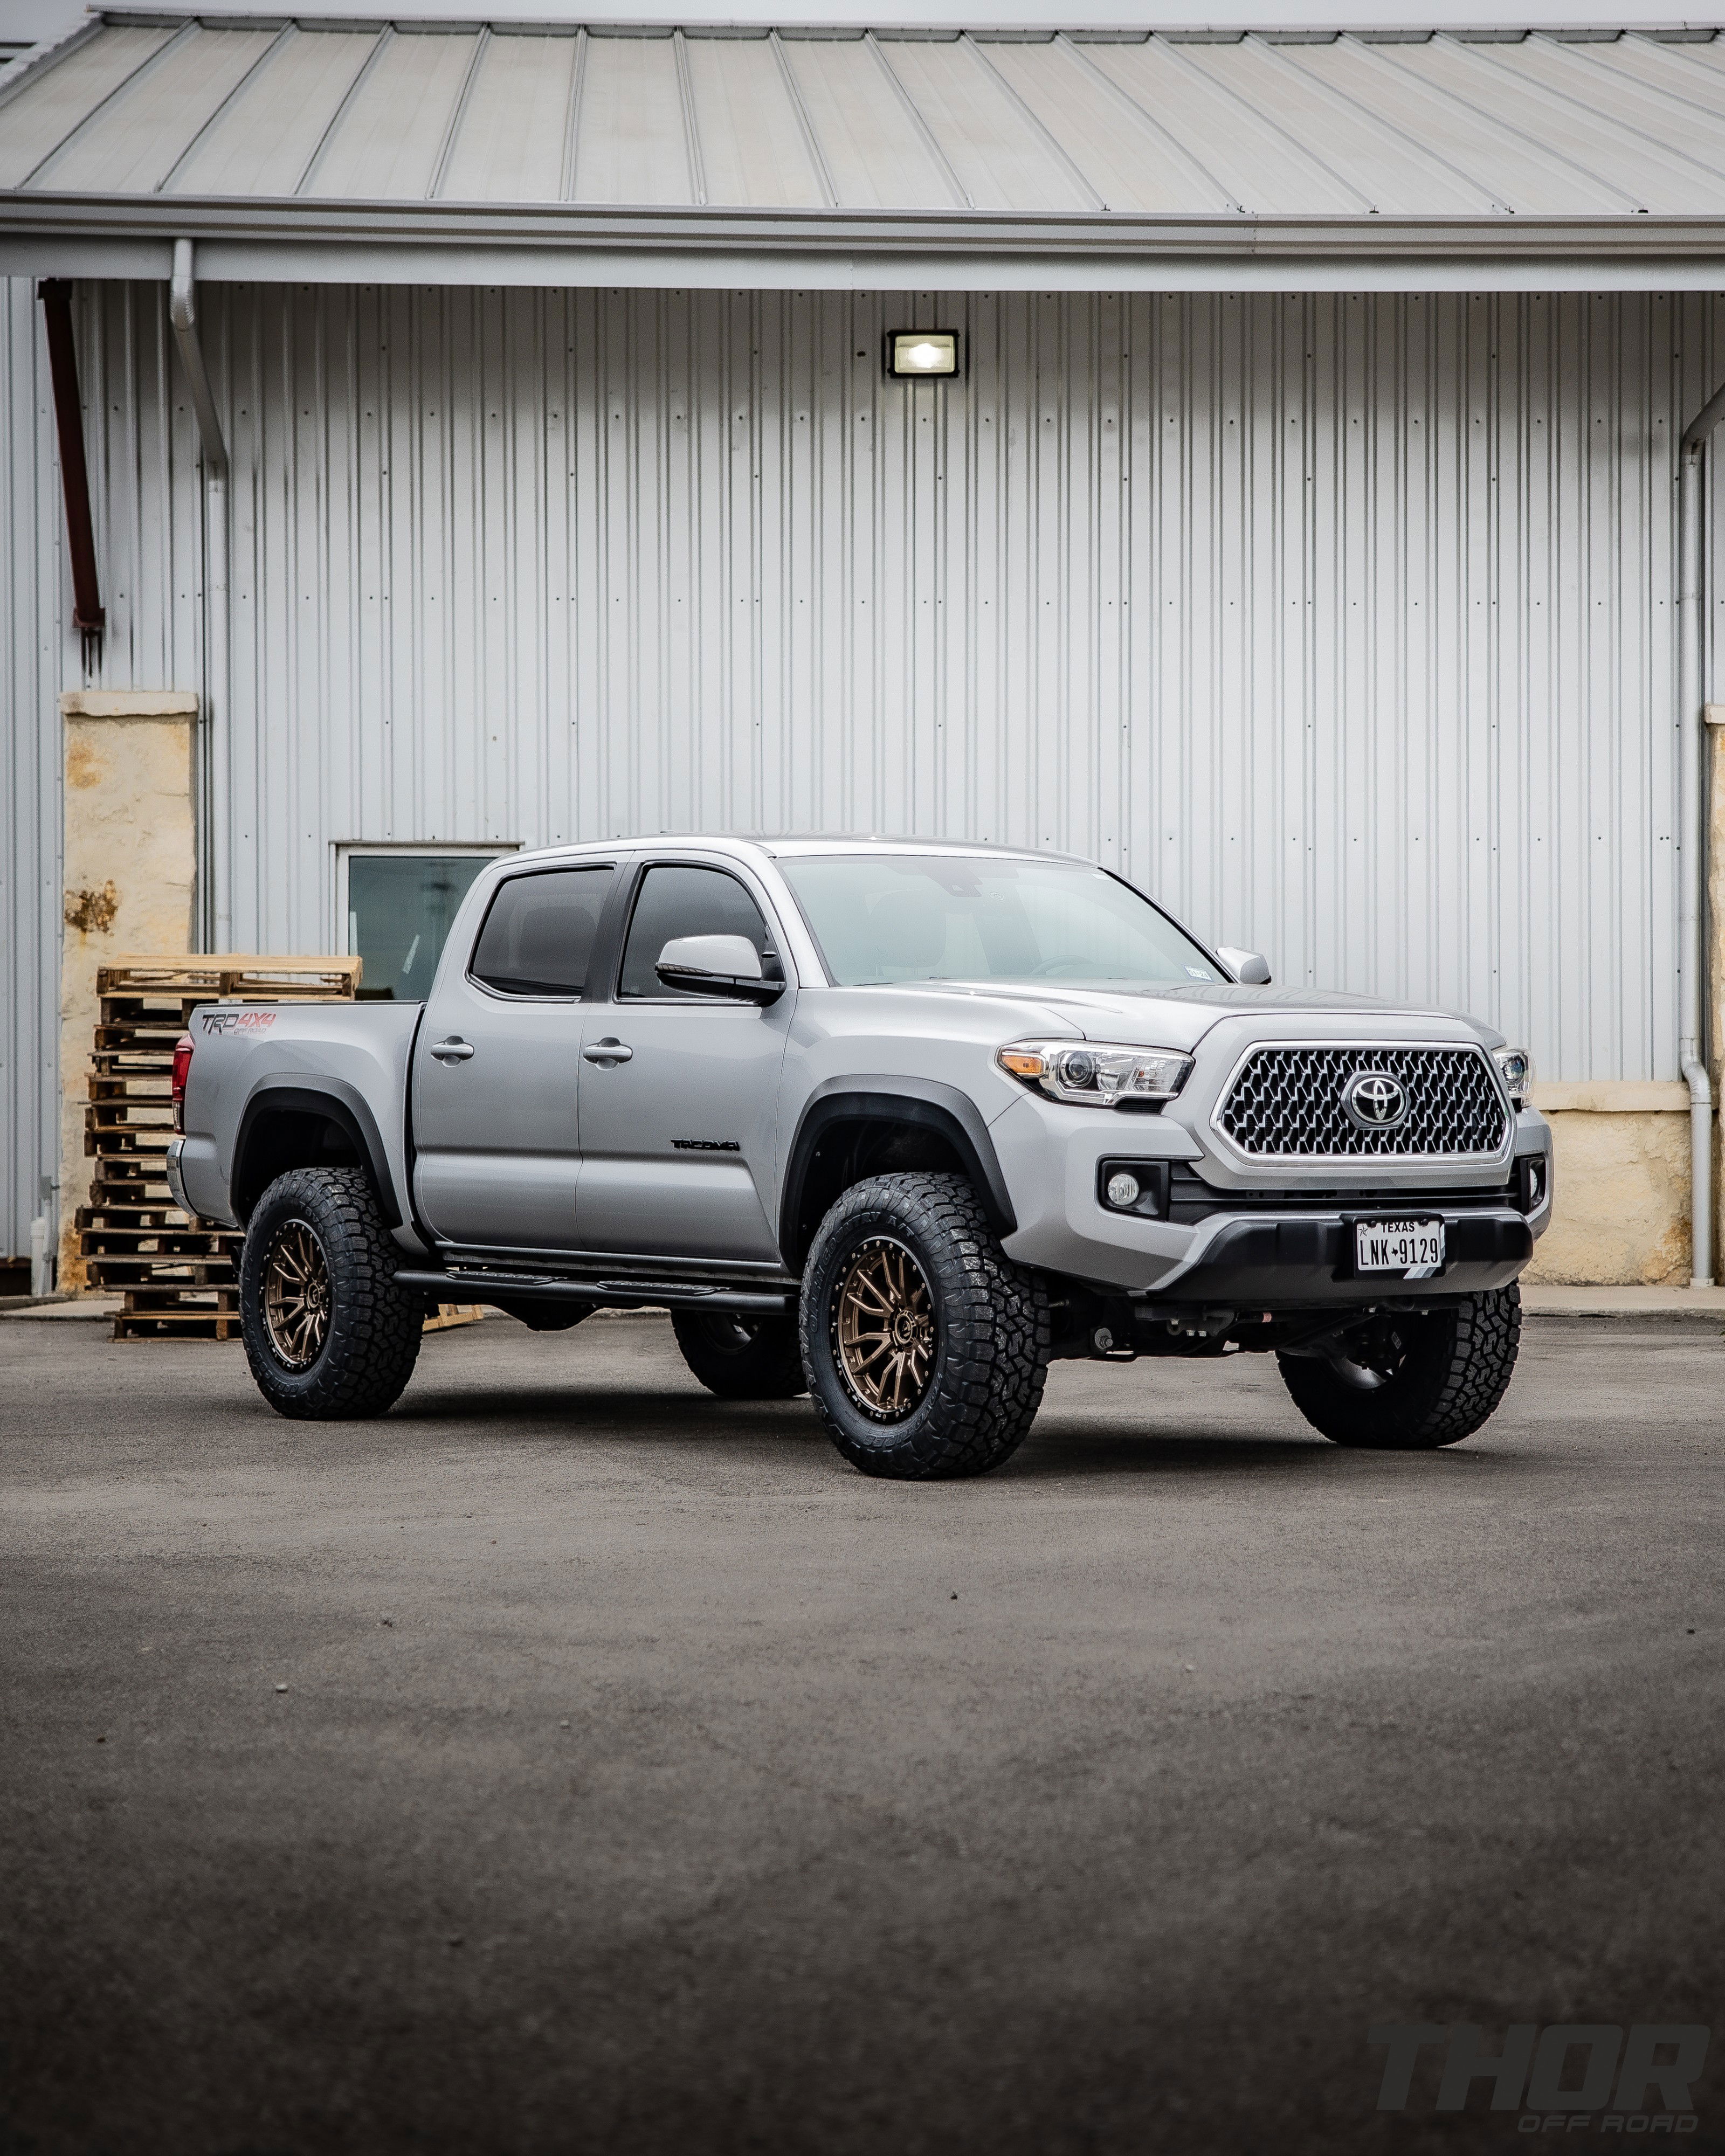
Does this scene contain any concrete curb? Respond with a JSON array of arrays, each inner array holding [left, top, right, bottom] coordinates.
[[1521, 1285, 1725, 1322]]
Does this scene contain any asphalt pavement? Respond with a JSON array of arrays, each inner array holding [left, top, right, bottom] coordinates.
[[2, 1308, 1722, 2156]]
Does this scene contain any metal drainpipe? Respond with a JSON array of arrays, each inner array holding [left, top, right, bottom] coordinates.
[[168, 239, 231, 952], [1677, 381, 1725, 1288]]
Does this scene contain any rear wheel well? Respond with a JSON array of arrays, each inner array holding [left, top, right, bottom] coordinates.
[[788, 1117, 970, 1269], [234, 1110, 367, 1222]]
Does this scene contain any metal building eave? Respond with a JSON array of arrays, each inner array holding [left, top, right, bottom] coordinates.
[[10, 13, 1725, 254], [5, 192, 1725, 290]]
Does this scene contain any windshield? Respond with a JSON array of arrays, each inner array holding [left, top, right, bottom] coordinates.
[[779, 854, 1221, 990]]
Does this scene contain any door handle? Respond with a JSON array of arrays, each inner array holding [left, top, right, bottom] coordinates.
[[583, 1038, 633, 1065], [430, 1036, 475, 1063]]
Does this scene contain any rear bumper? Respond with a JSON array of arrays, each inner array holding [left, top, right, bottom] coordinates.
[[1138, 1208, 1533, 1309], [164, 1136, 191, 1216]]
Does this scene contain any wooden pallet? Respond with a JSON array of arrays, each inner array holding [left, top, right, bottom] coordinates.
[[79, 1199, 194, 1231], [423, 1304, 485, 1333], [78, 953, 482, 1345], [98, 953, 362, 999], [79, 956, 359, 1343], [115, 1310, 247, 1342]]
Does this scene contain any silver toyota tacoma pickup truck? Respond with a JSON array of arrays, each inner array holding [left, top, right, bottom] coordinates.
[[171, 837, 1550, 1478]]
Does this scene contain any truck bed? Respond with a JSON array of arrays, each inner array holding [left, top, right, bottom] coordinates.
[[176, 999, 423, 1241]]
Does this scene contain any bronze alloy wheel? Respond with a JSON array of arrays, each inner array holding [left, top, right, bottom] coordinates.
[[832, 1235, 937, 1421], [261, 1218, 332, 1371], [240, 1167, 424, 1420]]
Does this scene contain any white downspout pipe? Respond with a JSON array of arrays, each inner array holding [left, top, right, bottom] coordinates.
[[1676, 382, 1725, 1288], [168, 238, 231, 952]]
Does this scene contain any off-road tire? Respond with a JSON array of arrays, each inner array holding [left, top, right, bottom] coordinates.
[[672, 1309, 807, 1399], [240, 1166, 424, 1420], [800, 1172, 1050, 1480], [1277, 1286, 1521, 1449]]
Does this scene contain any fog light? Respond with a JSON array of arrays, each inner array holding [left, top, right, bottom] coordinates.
[[1106, 1171, 1141, 1209]]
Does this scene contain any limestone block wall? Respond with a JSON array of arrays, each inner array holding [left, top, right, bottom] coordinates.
[[58, 691, 196, 1289], [1524, 1087, 1692, 1287]]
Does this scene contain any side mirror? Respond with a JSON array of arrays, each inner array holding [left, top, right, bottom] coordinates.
[[656, 934, 785, 1005], [1216, 945, 1272, 986]]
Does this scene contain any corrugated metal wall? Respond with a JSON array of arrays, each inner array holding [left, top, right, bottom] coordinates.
[[6, 280, 1720, 1248], [2, 277, 63, 1264]]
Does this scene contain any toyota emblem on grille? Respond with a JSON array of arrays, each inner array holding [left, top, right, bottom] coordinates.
[[1343, 1070, 1408, 1131]]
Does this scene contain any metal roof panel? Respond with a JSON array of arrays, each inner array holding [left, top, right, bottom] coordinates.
[[1292, 37, 1613, 213], [1467, 34, 1725, 208], [438, 32, 578, 203], [1409, 33, 1702, 211], [1230, 37, 1499, 216], [33, 24, 278, 194], [571, 30, 690, 206], [1086, 38, 1364, 216], [774, 34, 958, 211], [982, 37, 1229, 214], [684, 34, 825, 209], [161, 27, 380, 197], [1590, 30, 1725, 115], [0, 22, 172, 189], [303, 26, 479, 201], [874, 34, 1094, 213], [1644, 31, 1725, 81]]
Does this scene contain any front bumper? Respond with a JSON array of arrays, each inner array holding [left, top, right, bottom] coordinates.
[[1141, 1207, 1533, 1309], [992, 1089, 1552, 1297]]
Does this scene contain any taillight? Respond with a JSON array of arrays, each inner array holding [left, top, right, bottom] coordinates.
[[171, 1033, 194, 1131]]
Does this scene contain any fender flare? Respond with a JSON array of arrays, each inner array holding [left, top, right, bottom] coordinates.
[[778, 1077, 1017, 1269], [232, 1080, 402, 1228]]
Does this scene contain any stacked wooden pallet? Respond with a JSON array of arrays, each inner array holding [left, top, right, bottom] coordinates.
[[78, 956, 360, 1342]]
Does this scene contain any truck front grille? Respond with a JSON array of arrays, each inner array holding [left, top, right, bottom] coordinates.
[[1216, 1045, 1509, 1160]]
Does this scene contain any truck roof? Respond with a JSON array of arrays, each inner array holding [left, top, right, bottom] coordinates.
[[499, 834, 1091, 869]]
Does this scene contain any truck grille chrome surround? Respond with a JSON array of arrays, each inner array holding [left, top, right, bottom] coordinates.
[[1213, 1044, 1511, 1162]]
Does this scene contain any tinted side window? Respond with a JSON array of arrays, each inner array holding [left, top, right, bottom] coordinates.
[[470, 868, 613, 996], [618, 865, 775, 1000]]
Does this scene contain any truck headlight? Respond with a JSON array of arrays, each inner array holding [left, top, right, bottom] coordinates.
[[997, 1039, 1193, 1107], [1493, 1047, 1533, 1108]]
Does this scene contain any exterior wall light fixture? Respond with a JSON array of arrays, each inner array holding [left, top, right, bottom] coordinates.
[[887, 330, 960, 379]]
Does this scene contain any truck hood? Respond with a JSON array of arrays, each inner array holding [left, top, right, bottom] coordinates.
[[887, 979, 1501, 1054]]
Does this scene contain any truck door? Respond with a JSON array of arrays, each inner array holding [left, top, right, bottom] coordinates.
[[411, 863, 617, 1254], [575, 859, 792, 1263]]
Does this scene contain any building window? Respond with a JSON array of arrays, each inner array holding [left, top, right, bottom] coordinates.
[[339, 846, 513, 1002]]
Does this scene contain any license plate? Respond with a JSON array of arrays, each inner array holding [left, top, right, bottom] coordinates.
[[1355, 1219, 1445, 1273]]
